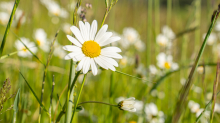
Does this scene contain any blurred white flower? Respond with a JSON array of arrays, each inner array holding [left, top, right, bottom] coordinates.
[[151, 89, 158, 97], [156, 34, 169, 47], [203, 33, 217, 45], [214, 103, 220, 113], [162, 25, 175, 39], [34, 28, 50, 52], [135, 63, 147, 77], [157, 53, 178, 70], [123, 27, 140, 44], [206, 92, 213, 100], [0, 12, 9, 25], [119, 56, 128, 67], [134, 100, 144, 113], [53, 42, 66, 59], [14, 37, 38, 58], [197, 66, 204, 74], [192, 86, 202, 93], [62, 23, 72, 34], [180, 78, 186, 85], [42, 0, 68, 18], [212, 43, 220, 56], [145, 103, 165, 123], [196, 108, 210, 123], [215, 21, 220, 31], [0, 1, 14, 13], [188, 100, 200, 113], [149, 65, 158, 75], [14, 9, 26, 25], [118, 97, 136, 112], [134, 40, 145, 52]]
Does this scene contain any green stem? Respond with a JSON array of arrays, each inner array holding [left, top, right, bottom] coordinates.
[[0, 0, 20, 56], [78, 101, 118, 107], [171, 10, 219, 123], [70, 74, 87, 122]]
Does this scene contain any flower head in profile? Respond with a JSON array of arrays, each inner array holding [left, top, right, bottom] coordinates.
[[63, 20, 122, 75], [14, 37, 38, 58], [118, 97, 136, 112], [34, 28, 50, 52], [157, 52, 179, 70]]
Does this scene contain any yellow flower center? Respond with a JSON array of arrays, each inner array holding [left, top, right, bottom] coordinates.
[[82, 40, 101, 58], [37, 40, 41, 46], [22, 47, 27, 52], [164, 62, 171, 69]]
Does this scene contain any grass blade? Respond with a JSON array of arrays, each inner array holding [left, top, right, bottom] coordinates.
[[12, 88, 20, 123], [0, 0, 20, 56], [115, 70, 148, 82], [171, 9, 219, 123], [19, 70, 49, 115], [210, 60, 220, 123]]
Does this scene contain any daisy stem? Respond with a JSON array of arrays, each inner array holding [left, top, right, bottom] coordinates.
[[171, 9, 219, 123], [49, 75, 55, 123], [100, 0, 118, 27], [70, 74, 87, 122], [0, 0, 20, 57], [78, 101, 118, 107]]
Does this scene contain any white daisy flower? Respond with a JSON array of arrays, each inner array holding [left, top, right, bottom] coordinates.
[[197, 66, 204, 74], [134, 100, 144, 113], [0, 1, 14, 13], [149, 65, 158, 75], [214, 103, 220, 113], [123, 27, 140, 44], [196, 108, 210, 123], [156, 34, 169, 47], [0, 12, 10, 25], [145, 103, 165, 123], [14, 37, 38, 58], [162, 25, 175, 39], [157, 53, 178, 70], [188, 100, 200, 113], [34, 28, 50, 52], [118, 97, 136, 112], [134, 39, 145, 52], [63, 20, 122, 75], [203, 33, 217, 45]]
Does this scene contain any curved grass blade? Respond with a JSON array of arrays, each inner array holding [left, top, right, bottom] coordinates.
[[19, 70, 49, 115], [12, 88, 20, 123], [115, 70, 148, 82], [0, 0, 20, 56], [172, 10, 219, 123], [150, 63, 217, 93], [196, 91, 220, 123]]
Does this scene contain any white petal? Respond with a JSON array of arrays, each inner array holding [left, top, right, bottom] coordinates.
[[66, 35, 82, 47], [100, 55, 118, 67], [72, 53, 85, 61], [83, 57, 91, 74], [63, 45, 81, 52], [101, 47, 122, 53], [79, 21, 89, 41], [94, 57, 108, 70], [76, 57, 86, 71], [96, 32, 112, 44], [99, 36, 121, 46], [90, 20, 97, 40], [99, 56, 116, 71], [85, 22, 90, 41], [64, 52, 82, 60], [90, 58, 98, 75], [94, 24, 108, 43], [70, 26, 84, 44], [100, 52, 122, 59]]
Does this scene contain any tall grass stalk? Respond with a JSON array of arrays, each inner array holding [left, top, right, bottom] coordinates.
[[194, 0, 201, 51], [49, 75, 55, 123], [154, 0, 160, 56], [146, 0, 152, 66], [167, 0, 172, 26], [39, 30, 59, 123], [171, 10, 219, 123], [12, 89, 20, 123], [0, 0, 20, 56], [65, 1, 82, 122], [210, 60, 220, 123]]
